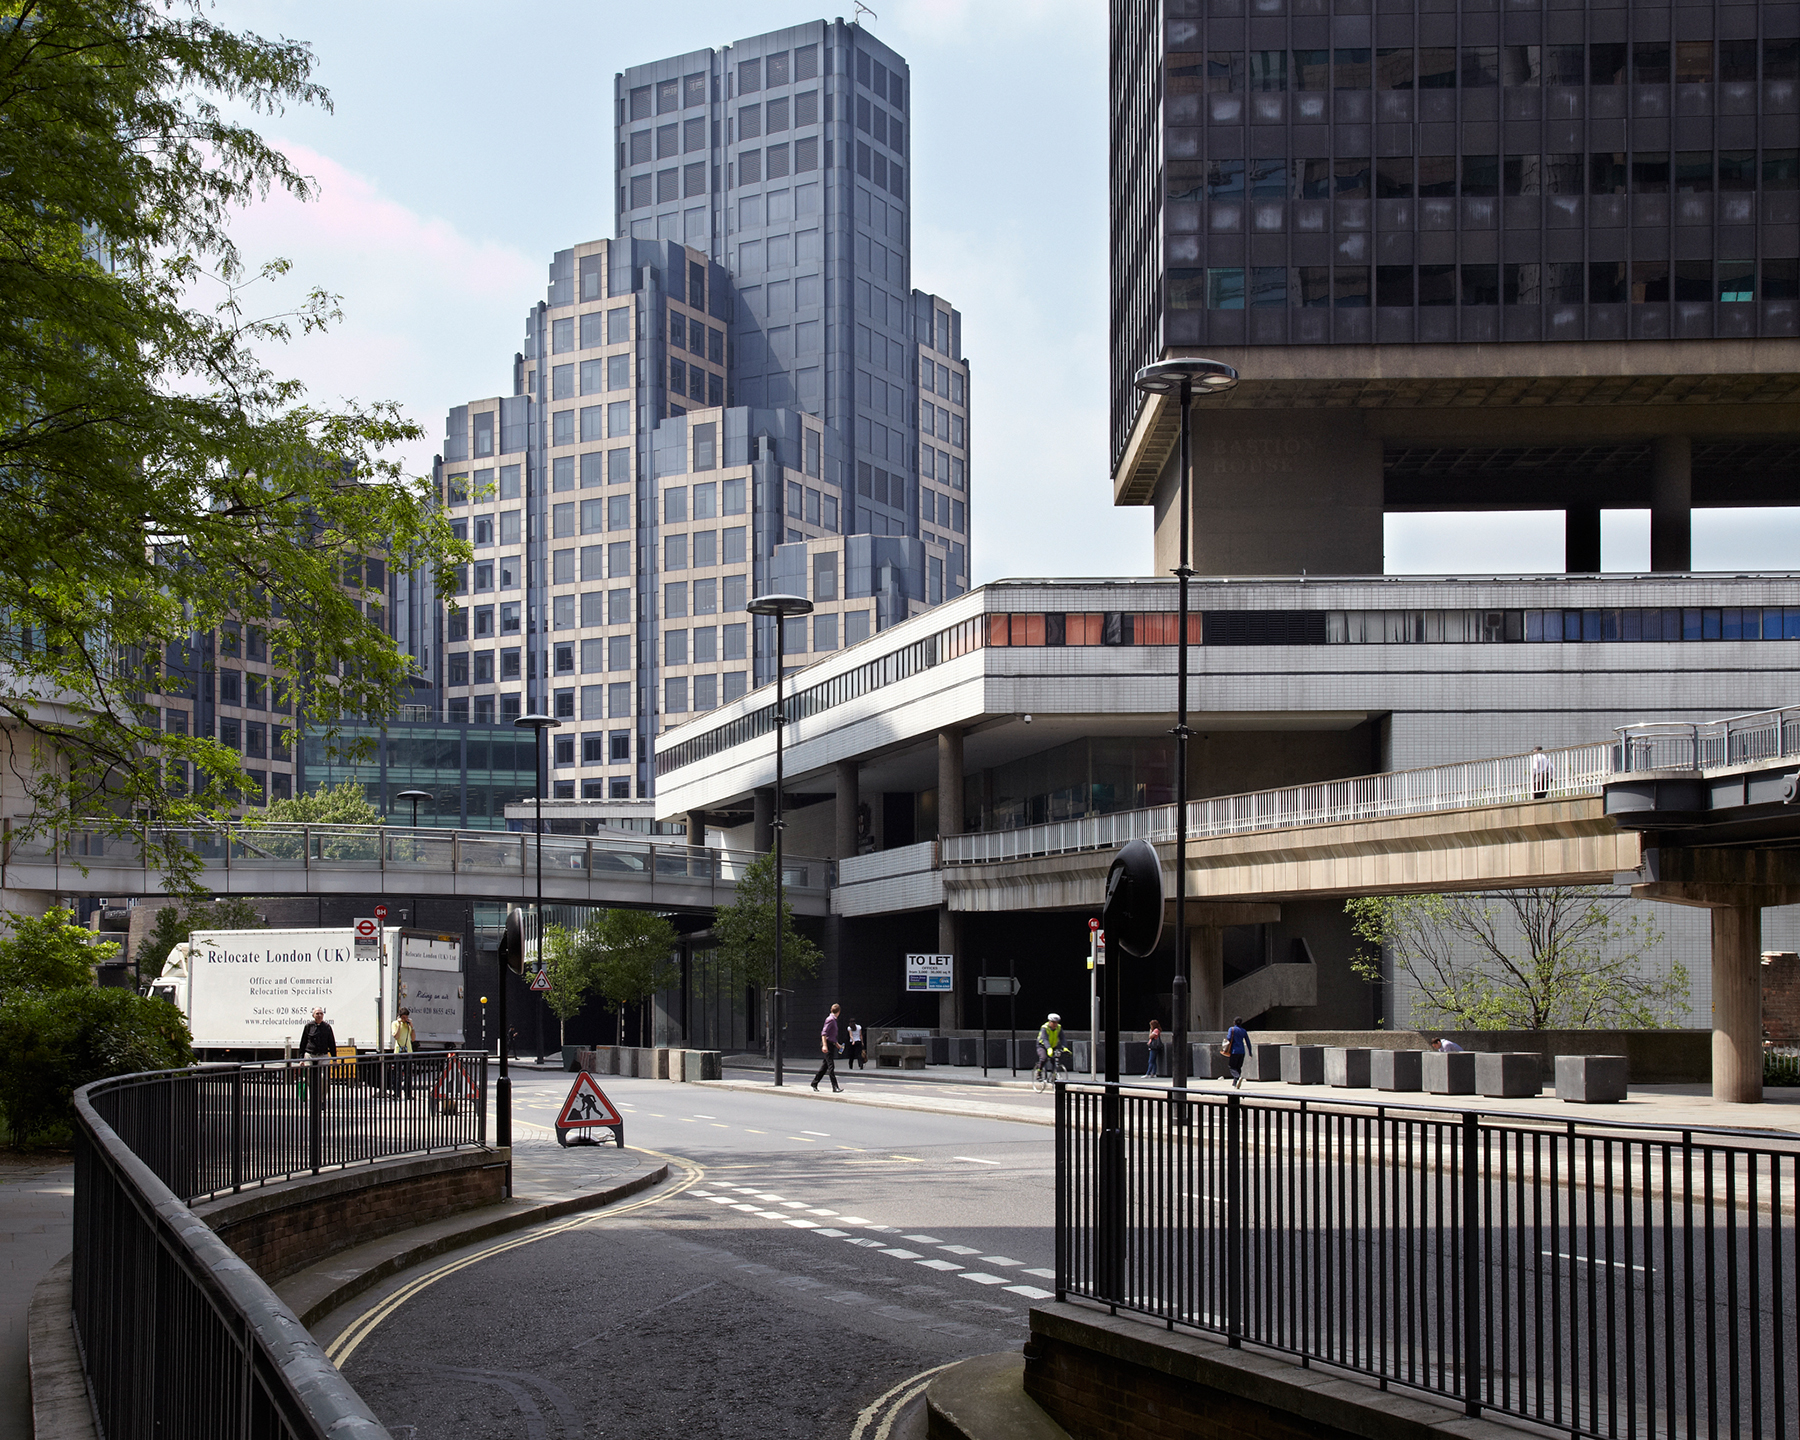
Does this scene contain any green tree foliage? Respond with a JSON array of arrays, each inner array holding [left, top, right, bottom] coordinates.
[[0, 904, 191, 1146], [0, 1, 465, 877], [712, 852, 822, 1004], [134, 896, 264, 982], [0, 906, 115, 993], [261, 778, 382, 827], [538, 921, 600, 1045], [1347, 888, 1689, 1031], [0, 986, 193, 1145], [591, 909, 678, 1048]]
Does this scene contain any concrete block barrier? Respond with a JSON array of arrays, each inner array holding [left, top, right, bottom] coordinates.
[[1191, 1044, 1232, 1080], [952, 1037, 980, 1067], [1371, 1049, 1423, 1092], [1248, 1045, 1283, 1082], [1280, 1045, 1324, 1086], [1423, 1050, 1476, 1094], [1476, 1051, 1540, 1098], [1326, 1047, 1372, 1088], [926, 1036, 951, 1066], [1556, 1054, 1627, 1103]]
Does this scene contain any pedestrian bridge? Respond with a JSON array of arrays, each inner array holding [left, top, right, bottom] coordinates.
[[0, 823, 834, 915]]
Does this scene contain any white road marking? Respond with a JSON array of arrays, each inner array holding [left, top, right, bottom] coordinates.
[[1006, 1285, 1055, 1300], [815, 1228, 850, 1237], [808, 1208, 839, 1216], [937, 1245, 981, 1256], [1023, 1268, 1056, 1279], [879, 1248, 922, 1259], [844, 1237, 885, 1248], [916, 1259, 962, 1272], [960, 1272, 1008, 1286], [785, 1219, 820, 1228], [692, 1114, 716, 1119], [979, 1256, 1022, 1267], [780, 1201, 808, 1208], [902, 1234, 945, 1243], [954, 1156, 1000, 1165], [801, 1130, 831, 1136], [837, 1216, 873, 1225]]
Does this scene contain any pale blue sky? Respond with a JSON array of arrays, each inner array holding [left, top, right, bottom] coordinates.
[[218, 0, 1796, 580]]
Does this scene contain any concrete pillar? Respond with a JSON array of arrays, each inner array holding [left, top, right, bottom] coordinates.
[[938, 906, 962, 1030], [1712, 903, 1763, 1103], [834, 760, 860, 861], [685, 810, 706, 848], [1650, 435, 1692, 572], [1191, 928, 1225, 1036], [752, 787, 774, 853], [937, 728, 964, 838], [1564, 505, 1601, 573]]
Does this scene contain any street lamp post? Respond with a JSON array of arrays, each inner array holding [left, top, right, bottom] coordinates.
[[746, 591, 814, 1088], [1131, 358, 1239, 1098], [395, 788, 431, 828], [510, 712, 560, 1161]]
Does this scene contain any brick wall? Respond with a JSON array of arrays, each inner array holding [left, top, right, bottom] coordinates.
[[1766, 953, 1800, 1045], [198, 1150, 503, 1283]]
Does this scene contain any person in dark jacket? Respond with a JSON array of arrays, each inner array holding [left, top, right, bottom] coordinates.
[[1223, 1016, 1253, 1088], [299, 1008, 337, 1099]]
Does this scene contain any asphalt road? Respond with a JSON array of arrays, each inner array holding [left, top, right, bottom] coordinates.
[[314, 1072, 1054, 1440]]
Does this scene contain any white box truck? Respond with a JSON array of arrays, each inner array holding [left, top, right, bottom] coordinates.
[[154, 927, 463, 1052]]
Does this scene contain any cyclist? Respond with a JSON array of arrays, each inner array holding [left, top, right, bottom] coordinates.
[[1035, 1013, 1067, 1078]]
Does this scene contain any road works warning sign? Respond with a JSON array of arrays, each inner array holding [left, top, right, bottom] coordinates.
[[555, 1071, 625, 1149], [432, 1055, 480, 1101]]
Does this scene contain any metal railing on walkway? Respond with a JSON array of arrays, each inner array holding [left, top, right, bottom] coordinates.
[[72, 1053, 490, 1439], [1056, 1080, 1799, 1440], [1618, 703, 1800, 774], [944, 741, 1616, 866]]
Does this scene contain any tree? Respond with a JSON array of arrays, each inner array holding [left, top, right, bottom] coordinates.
[[261, 779, 382, 827], [1347, 888, 1689, 1031], [0, 907, 115, 994], [712, 853, 822, 1049], [592, 909, 679, 1048], [134, 896, 264, 982], [538, 921, 601, 1047], [0, 1, 465, 882]]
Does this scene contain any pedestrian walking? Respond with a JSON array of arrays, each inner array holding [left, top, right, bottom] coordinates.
[[298, 1007, 337, 1101], [845, 1018, 866, 1069], [1145, 1020, 1164, 1078], [1223, 1016, 1253, 1088], [812, 1003, 843, 1092], [389, 1007, 416, 1097], [1530, 745, 1553, 799]]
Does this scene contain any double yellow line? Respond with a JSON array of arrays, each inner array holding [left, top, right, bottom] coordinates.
[[326, 1146, 704, 1366]]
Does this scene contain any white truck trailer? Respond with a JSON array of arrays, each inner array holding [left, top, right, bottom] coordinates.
[[153, 926, 463, 1052]]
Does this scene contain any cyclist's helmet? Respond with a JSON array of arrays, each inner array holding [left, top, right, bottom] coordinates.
[[1047, 1013, 1061, 1023]]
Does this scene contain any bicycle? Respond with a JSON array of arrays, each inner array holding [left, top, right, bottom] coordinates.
[[1032, 1045, 1073, 1093]]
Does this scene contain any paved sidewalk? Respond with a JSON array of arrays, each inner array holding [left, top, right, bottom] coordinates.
[[2, 1153, 74, 1440], [709, 1059, 1800, 1138]]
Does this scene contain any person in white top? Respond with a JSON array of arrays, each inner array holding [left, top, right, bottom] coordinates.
[[1530, 746, 1554, 800], [1429, 1037, 1463, 1053], [845, 1019, 867, 1069]]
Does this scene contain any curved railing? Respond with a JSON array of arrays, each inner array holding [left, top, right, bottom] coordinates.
[[71, 1054, 488, 1439]]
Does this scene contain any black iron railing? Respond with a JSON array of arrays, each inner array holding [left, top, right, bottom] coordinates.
[[73, 1053, 490, 1439], [1056, 1081, 1799, 1439]]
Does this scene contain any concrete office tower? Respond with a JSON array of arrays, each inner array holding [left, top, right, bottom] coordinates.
[[1112, 4, 1800, 574], [416, 25, 972, 801]]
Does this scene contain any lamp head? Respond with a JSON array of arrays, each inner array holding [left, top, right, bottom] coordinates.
[[1133, 358, 1240, 397], [513, 712, 560, 731], [747, 592, 814, 619]]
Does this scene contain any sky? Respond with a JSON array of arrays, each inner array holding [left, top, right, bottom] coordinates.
[[216, 0, 1797, 582]]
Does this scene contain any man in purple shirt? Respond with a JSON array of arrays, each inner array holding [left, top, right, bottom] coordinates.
[[812, 1003, 843, 1093]]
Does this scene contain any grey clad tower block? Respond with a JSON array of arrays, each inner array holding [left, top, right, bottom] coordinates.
[[1111, 4, 1800, 580]]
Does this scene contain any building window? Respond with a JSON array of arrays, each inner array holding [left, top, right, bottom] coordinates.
[[665, 676, 688, 713], [608, 682, 631, 718]]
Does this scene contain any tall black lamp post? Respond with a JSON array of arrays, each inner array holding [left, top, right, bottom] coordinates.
[[1130, 358, 1239, 1096], [395, 788, 431, 828], [746, 591, 814, 1087], [509, 712, 560, 1158]]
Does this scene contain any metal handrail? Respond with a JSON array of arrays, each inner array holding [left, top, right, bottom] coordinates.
[[1617, 702, 1800, 774], [69, 1054, 485, 1440], [942, 741, 1616, 866], [1057, 1078, 1799, 1439]]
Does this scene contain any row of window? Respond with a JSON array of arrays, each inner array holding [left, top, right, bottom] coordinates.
[[1332, 608, 1800, 644], [920, 401, 967, 448], [446, 463, 522, 505], [627, 115, 711, 165], [627, 71, 711, 120], [855, 141, 907, 200], [736, 137, 822, 187], [166, 763, 293, 804], [853, 48, 903, 109], [741, 46, 821, 97], [215, 670, 292, 711], [549, 306, 632, 354], [920, 446, 967, 490], [854, 94, 904, 154], [216, 718, 292, 762], [1170, 39, 1800, 95], [739, 91, 822, 140], [551, 730, 633, 767], [920, 489, 967, 533], [664, 672, 748, 715], [1179, 151, 1800, 203], [1184, 260, 1800, 309], [919, 358, 964, 401]]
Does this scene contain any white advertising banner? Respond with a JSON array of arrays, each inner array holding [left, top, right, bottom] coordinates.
[[186, 928, 388, 1050], [399, 932, 462, 972]]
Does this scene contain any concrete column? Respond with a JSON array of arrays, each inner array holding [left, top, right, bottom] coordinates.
[[1650, 435, 1692, 572], [1191, 927, 1225, 1036], [685, 810, 706, 848], [1712, 903, 1763, 1103], [938, 906, 962, 1030], [834, 760, 860, 861], [752, 787, 774, 853], [937, 728, 964, 838], [1564, 505, 1601, 573]]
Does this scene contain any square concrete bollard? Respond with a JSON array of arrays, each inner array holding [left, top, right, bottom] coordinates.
[[926, 1036, 951, 1066], [1281, 1045, 1325, 1086], [1371, 1049, 1423, 1092], [1556, 1055, 1627, 1103], [952, 1037, 979, 1068], [1326, 1047, 1372, 1088], [1190, 1044, 1232, 1081], [1423, 1050, 1476, 1095], [683, 1049, 722, 1082], [1248, 1045, 1284, 1082], [1476, 1051, 1540, 1098]]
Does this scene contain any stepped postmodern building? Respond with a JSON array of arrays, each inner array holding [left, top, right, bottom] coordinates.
[[397, 20, 971, 800]]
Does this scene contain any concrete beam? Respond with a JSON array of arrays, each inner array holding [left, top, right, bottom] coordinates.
[[1164, 901, 1281, 927]]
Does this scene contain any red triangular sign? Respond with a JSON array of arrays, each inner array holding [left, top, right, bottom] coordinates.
[[556, 1071, 623, 1129], [432, 1055, 480, 1100]]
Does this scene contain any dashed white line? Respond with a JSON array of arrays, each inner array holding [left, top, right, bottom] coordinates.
[[1006, 1285, 1054, 1300], [937, 1245, 980, 1256], [916, 1259, 962, 1272], [879, 1248, 922, 1260], [960, 1273, 1008, 1286], [1023, 1268, 1055, 1280], [801, 1130, 831, 1136], [902, 1234, 945, 1244], [954, 1156, 1000, 1165], [979, 1256, 1023, 1267]]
